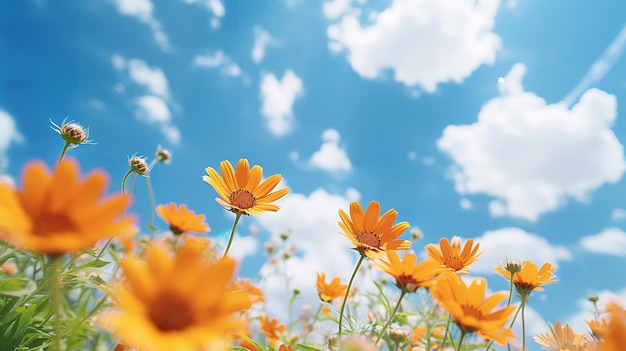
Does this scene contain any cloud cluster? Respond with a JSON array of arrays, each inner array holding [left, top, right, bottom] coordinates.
[[194, 50, 243, 78], [252, 26, 274, 64], [438, 64, 626, 221], [259, 70, 303, 136], [111, 0, 169, 50], [308, 128, 353, 173], [181, 0, 225, 28], [579, 227, 626, 257], [0, 109, 23, 169], [326, 0, 500, 91]]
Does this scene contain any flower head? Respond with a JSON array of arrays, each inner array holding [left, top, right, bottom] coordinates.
[[203, 159, 290, 215], [430, 273, 516, 346], [156, 202, 210, 235], [0, 159, 135, 255], [128, 155, 149, 177], [425, 237, 483, 275], [259, 315, 286, 347], [598, 302, 626, 351], [496, 260, 557, 296], [316, 272, 351, 302], [372, 251, 443, 293], [534, 320, 591, 351], [338, 200, 411, 259], [155, 145, 172, 164], [51, 118, 93, 148], [99, 238, 252, 351], [278, 345, 294, 351]]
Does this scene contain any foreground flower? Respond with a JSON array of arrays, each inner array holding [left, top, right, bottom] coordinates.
[[534, 320, 591, 351], [598, 303, 626, 351], [278, 345, 294, 351], [338, 200, 411, 259], [425, 236, 483, 275], [99, 238, 251, 351], [316, 272, 351, 302], [0, 159, 135, 255], [259, 315, 286, 346], [203, 159, 290, 215], [430, 273, 516, 346], [156, 202, 210, 235], [372, 251, 443, 293], [496, 260, 557, 296]]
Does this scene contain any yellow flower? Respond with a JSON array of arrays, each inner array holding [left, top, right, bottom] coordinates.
[[598, 303, 626, 351], [230, 278, 264, 304], [316, 272, 350, 302], [99, 238, 252, 351], [534, 320, 591, 351], [587, 318, 609, 340], [496, 260, 557, 296], [259, 315, 286, 347], [430, 272, 516, 346], [0, 159, 135, 255], [372, 251, 443, 293], [278, 345, 294, 351], [338, 200, 411, 259], [203, 159, 290, 215], [425, 236, 483, 275], [156, 202, 210, 235]]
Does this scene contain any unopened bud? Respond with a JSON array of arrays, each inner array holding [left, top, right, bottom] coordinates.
[[128, 155, 149, 176]]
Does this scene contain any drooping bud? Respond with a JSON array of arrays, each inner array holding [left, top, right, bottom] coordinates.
[[155, 144, 172, 164], [128, 155, 150, 176]]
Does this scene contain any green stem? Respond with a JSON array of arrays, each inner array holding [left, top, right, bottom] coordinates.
[[338, 254, 366, 349], [145, 176, 157, 237], [222, 212, 242, 258], [455, 330, 467, 351], [121, 169, 132, 195], [58, 141, 71, 164], [375, 290, 407, 345], [48, 255, 64, 351], [506, 272, 514, 306], [521, 294, 527, 351], [437, 314, 453, 350]]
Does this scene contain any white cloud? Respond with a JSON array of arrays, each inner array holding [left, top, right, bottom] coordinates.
[[470, 227, 572, 275], [252, 26, 274, 64], [326, 0, 500, 91], [194, 51, 242, 77], [135, 95, 171, 124], [159, 125, 181, 145], [181, 0, 225, 28], [580, 227, 626, 257], [438, 63, 626, 221], [308, 129, 352, 173], [0, 110, 23, 169], [610, 208, 626, 221], [127, 59, 170, 98], [259, 70, 303, 136], [323, 0, 354, 20], [112, 0, 169, 50], [459, 198, 472, 210]]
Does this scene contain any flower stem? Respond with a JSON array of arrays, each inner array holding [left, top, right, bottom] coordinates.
[[521, 294, 527, 351], [338, 254, 366, 349], [507, 272, 514, 306], [222, 212, 242, 258], [121, 169, 132, 195], [48, 255, 64, 351], [375, 290, 407, 345], [58, 141, 71, 164], [437, 314, 452, 350], [455, 330, 467, 351], [145, 176, 157, 237]]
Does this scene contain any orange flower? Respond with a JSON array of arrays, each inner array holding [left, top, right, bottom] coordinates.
[[598, 303, 626, 351], [430, 273, 516, 346], [0, 159, 135, 255], [534, 320, 591, 351], [98, 238, 252, 351], [278, 345, 294, 351], [425, 236, 483, 275], [231, 278, 264, 304], [338, 200, 411, 259], [372, 251, 443, 293], [316, 272, 350, 302], [587, 318, 609, 340], [156, 202, 210, 235], [203, 159, 290, 215], [259, 315, 286, 346], [496, 260, 557, 296]]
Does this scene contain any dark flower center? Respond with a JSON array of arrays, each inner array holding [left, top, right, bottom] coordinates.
[[230, 189, 256, 209], [32, 212, 77, 236], [356, 230, 381, 249], [444, 256, 464, 271], [149, 291, 195, 331], [459, 304, 484, 332]]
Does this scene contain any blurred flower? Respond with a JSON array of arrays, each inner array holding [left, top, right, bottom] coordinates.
[[425, 237, 483, 275], [99, 238, 252, 351], [128, 155, 149, 177], [534, 320, 590, 351], [372, 251, 443, 293], [0, 159, 135, 255], [316, 272, 351, 302], [231, 278, 264, 304], [154, 145, 171, 164], [0, 260, 17, 275], [587, 318, 609, 340], [496, 260, 557, 296], [259, 315, 286, 347], [342, 334, 381, 351], [156, 202, 210, 235], [338, 200, 411, 259], [51, 118, 93, 147], [430, 273, 516, 346], [278, 344, 294, 351], [412, 325, 445, 348], [598, 303, 626, 351], [203, 159, 290, 215]]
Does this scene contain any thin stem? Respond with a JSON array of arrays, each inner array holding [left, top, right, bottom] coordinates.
[[521, 294, 527, 351], [455, 330, 467, 351], [121, 169, 132, 195], [145, 176, 157, 237], [222, 212, 242, 258], [375, 290, 407, 345], [58, 141, 71, 164], [506, 272, 514, 306], [338, 254, 366, 349], [437, 314, 453, 350], [48, 255, 64, 351]]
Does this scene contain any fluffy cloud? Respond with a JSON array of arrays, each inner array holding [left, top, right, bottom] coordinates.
[[181, 0, 225, 28], [135, 95, 171, 124], [326, 0, 500, 91], [127, 59, 170, 97], [323, 0, 354, 20], [194, 50, 243, 77], [610, 208, 626, 221], [308, 129, 352, 173], [580, 227, 626, 257], [438, 63, 626, 221], [259, 70, 303, 136], [252, 26, 274, 64], [111, 0, 169, 50], [469, 227, 572, 275], [0, 110, 23, 169]]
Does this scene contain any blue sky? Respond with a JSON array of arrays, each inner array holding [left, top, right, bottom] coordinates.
[[2, 0, 626, 348]]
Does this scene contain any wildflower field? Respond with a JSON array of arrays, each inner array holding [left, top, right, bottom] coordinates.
[[0, 120, 624, 351]]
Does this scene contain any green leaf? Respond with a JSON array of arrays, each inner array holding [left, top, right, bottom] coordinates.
[[295, 344, 322, 351], [0, 277, 36, 297]]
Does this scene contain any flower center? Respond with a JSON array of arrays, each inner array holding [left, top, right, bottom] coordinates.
[[396, 275, 419, 293], [229, 189, 256, 209], [148, 291, 195, 331], [169, 224, 184, 236], [459, 304, 484, 332], [356, 230, 381, 249], [32, 212, 77, 236], [444, 255, 464, 271]]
